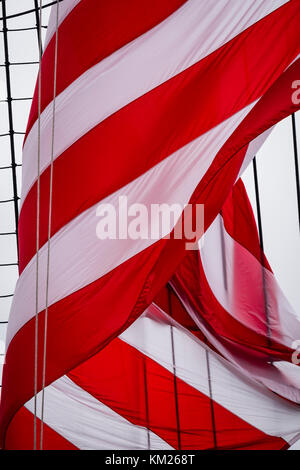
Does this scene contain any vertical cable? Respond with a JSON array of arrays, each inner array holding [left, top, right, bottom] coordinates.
[[291, 113, 300, 232], [253, 158, 265, 252], [167, 285, 181, 450], [207, 213, 226, 448], [40, 0, 59, 449], [219, 210, 228, 291], [143, 358, 151, 449], [205, 348, 217, 449], [252, 157, 271, 343], [33, 0, 43, 451], [34, 0, 43, 55], [1, 0, 19, 263]]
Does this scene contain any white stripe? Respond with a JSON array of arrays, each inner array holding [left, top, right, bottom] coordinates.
[[21, 0, 288, 207], [121, 305, 300, 443], [7, 105, 254, 349], [25, 375, 173, 450], [45, 0, 81, 49]]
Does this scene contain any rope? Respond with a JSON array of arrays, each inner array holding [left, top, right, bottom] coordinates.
[[33, 0, 43, 451], [252, 156, 272, 346], [291, 113, 300, 232], [167, 285, 181, 450], [205, 348, 217, 448], [39, 0, 60, 450]]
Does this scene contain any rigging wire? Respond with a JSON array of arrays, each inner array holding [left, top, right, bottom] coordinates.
[[252, 157, 272, 348], [39, 0, 59, 450], [33, 0, 43, 451], [204, 212, 230, 449], [291, 113, 300, 232], [167, 285, 181, 450], [0, 61, 40, 66]]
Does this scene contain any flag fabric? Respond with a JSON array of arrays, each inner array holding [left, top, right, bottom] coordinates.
[[1, 0, 300, 448], [171, 178, 300, 403], [4, 304, 300, 450]]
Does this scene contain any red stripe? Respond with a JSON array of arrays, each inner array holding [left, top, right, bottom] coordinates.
[[5, 406, 77, 450], [68, 336, 287, 450], [19, 0, 300, 273], [26, 0, 187, 138]]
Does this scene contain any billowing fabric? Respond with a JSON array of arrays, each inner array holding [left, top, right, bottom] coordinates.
[[5, 306, 300, 450], [1, 0, 300, 449], [172, 179, 300, 403]]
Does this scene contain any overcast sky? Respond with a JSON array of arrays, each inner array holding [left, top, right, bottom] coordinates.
[[0, 0, 300, 448]]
